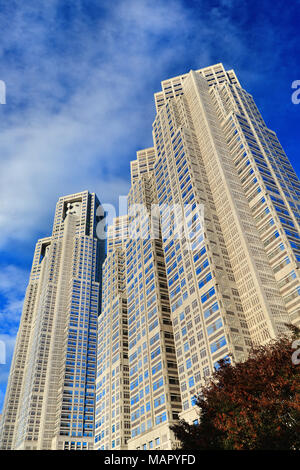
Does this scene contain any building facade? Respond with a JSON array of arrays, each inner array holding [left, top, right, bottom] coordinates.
[[97, 63, 299, 448], [0, 191, 104, 450], [95, 216, 131, 450], [125, 150, 182, 450], [151, 64, 298, 423]]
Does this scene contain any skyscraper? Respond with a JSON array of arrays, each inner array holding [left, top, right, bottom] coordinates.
[[95, 216, 131, 450], [0, 191, 105, 450], [151, 63, 299, 424], [95, 147, 183, 450], [125, 148, 182, 450], [97, 62, 299, 449]]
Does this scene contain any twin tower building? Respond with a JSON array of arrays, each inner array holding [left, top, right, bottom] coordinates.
[[1, 63, 300, 450]]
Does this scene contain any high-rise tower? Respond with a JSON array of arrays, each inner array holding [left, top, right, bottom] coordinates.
[[97, 63, 299, 448], [0, 191, 105, 450], [151, 63, 299, 423], [95, 147, 182, 451], [95, 215, 131, 450], [125, 148, 182, 450]]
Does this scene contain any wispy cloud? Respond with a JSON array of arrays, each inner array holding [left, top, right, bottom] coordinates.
[[0, 264, 29, 335], [0, 265, 29, 410], [0, 0, 195, 248], [0, 333, 18, 411]]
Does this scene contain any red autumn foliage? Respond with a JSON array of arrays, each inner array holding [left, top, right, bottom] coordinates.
[[171, 326, 300, 450]]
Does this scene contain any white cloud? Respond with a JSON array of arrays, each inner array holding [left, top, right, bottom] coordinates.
[[0, 265, 29, 335], [0, 264, 28, 295], [0, 333, 17, 411], [0, 0, 200, 248]]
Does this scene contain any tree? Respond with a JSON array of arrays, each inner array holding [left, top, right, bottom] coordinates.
[[171, 326, 300, 450]]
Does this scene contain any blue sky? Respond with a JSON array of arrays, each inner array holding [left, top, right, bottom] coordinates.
[[0, 0, 299, 411]]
